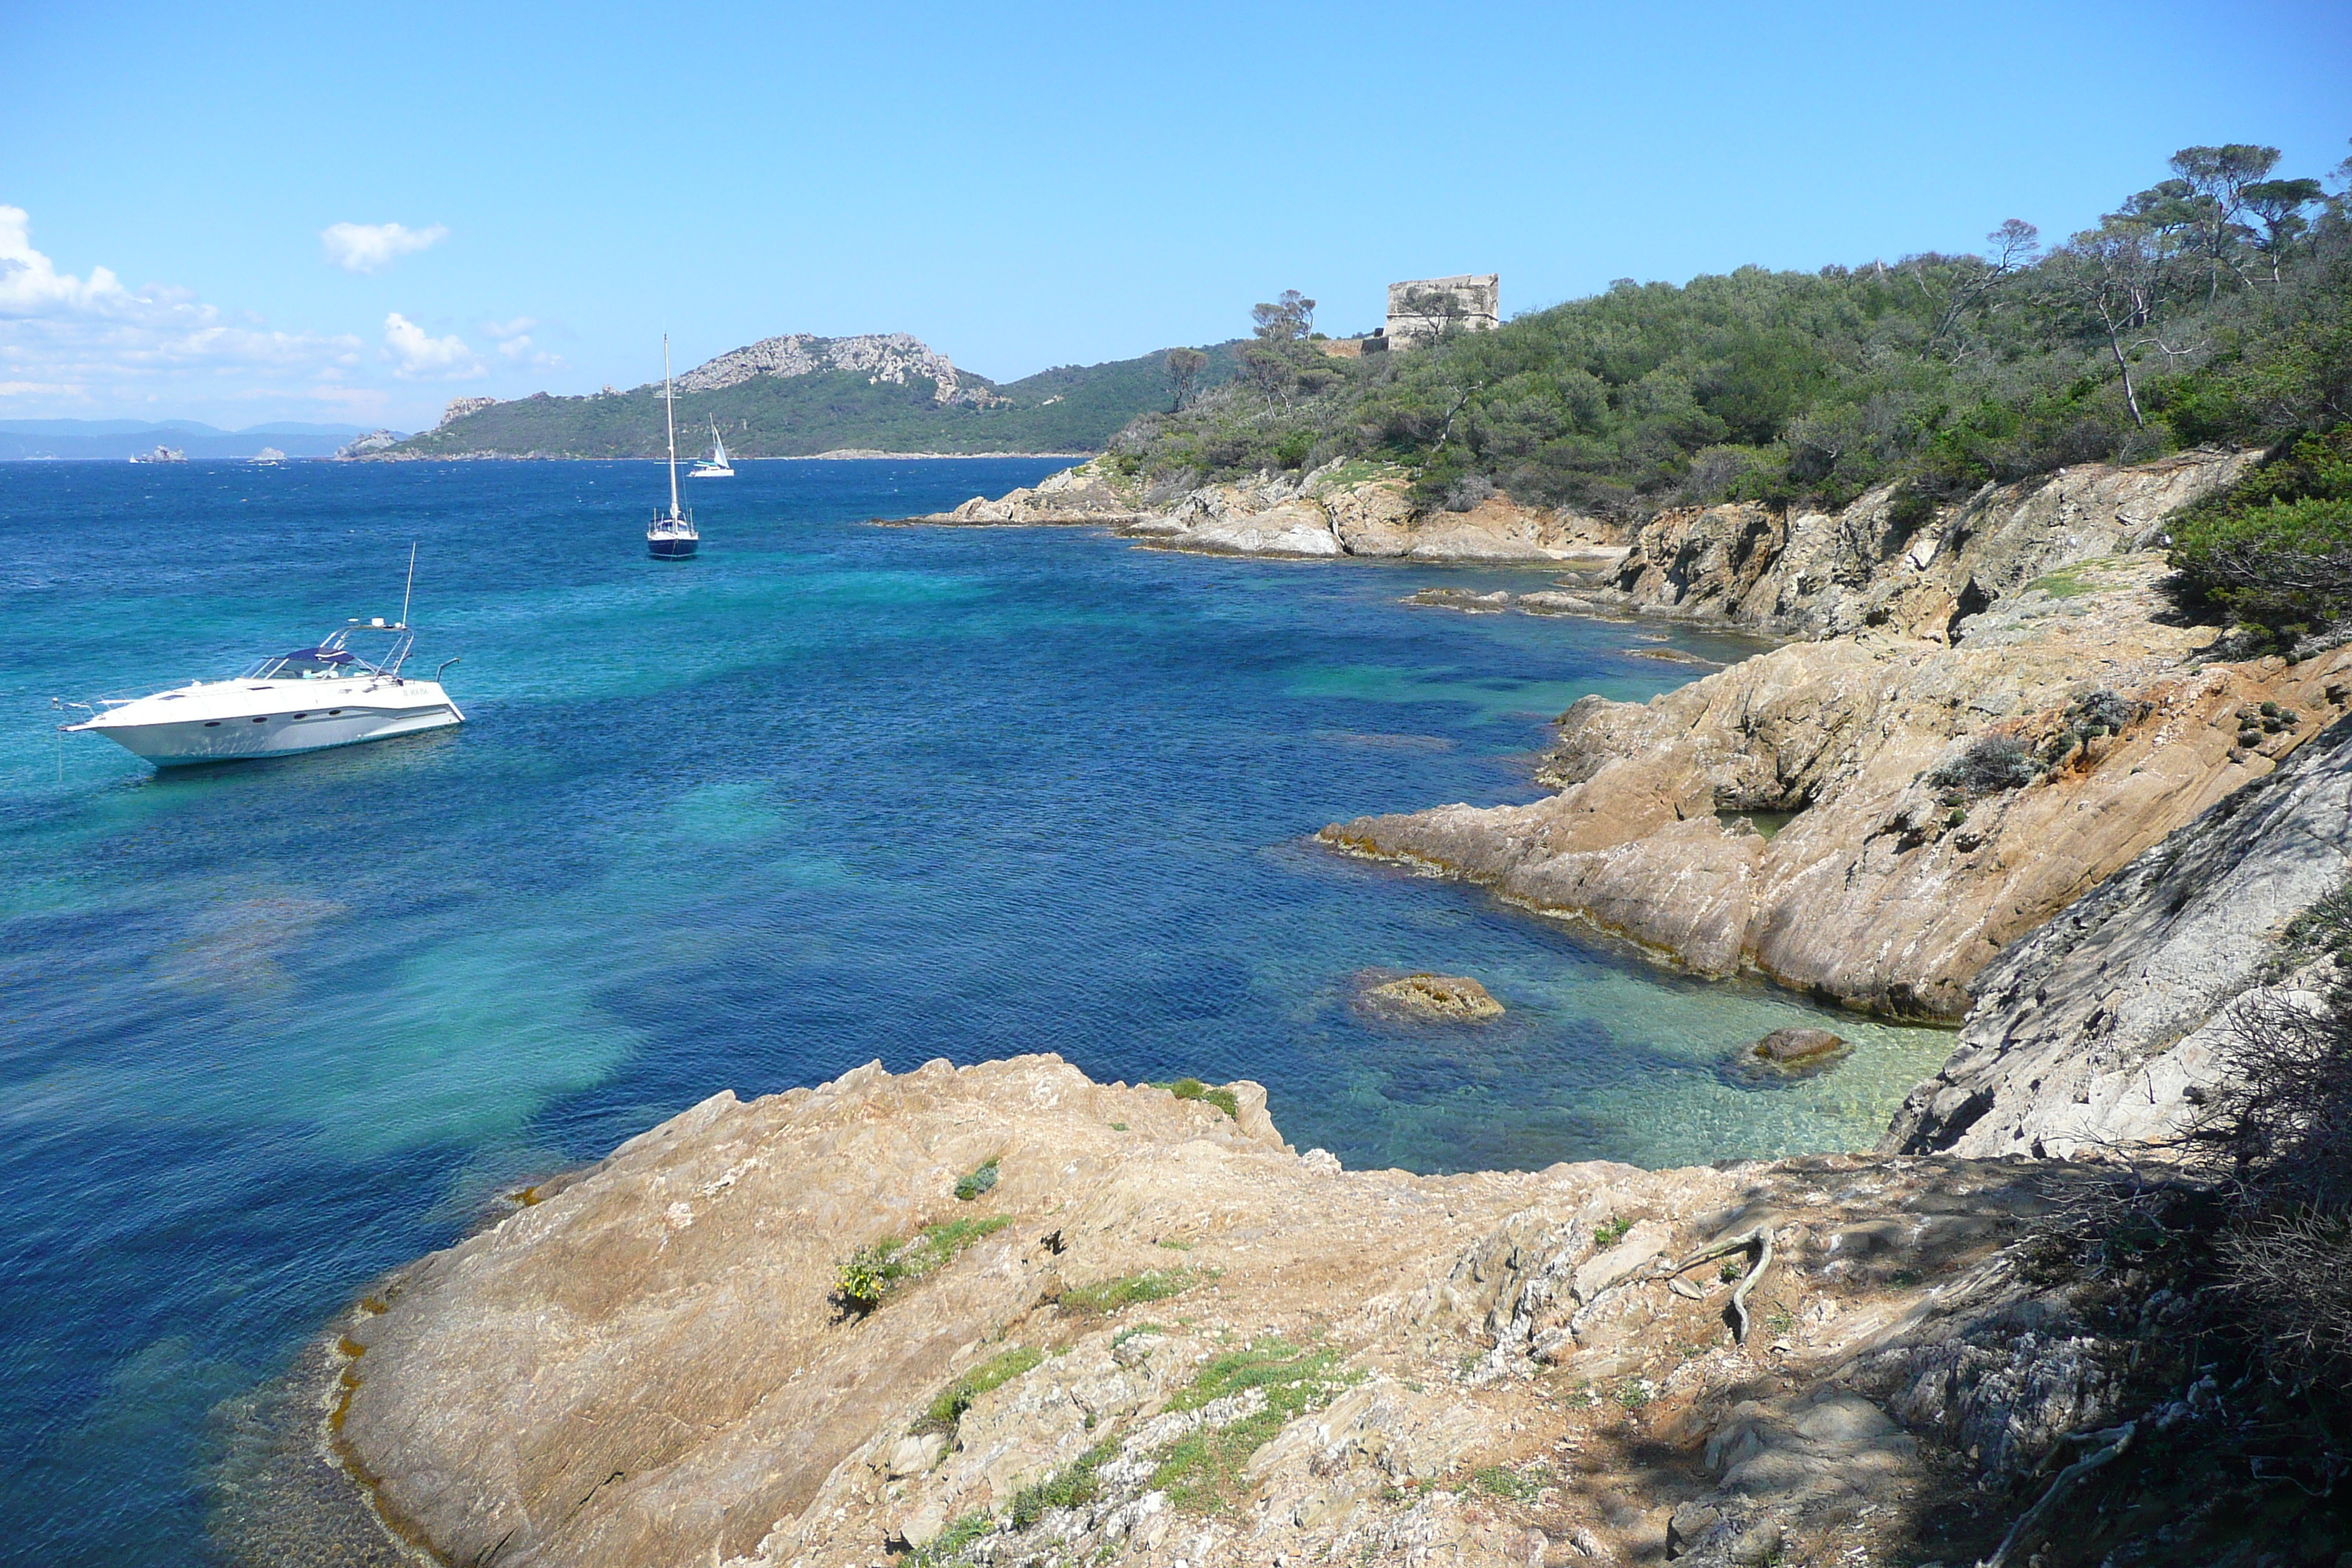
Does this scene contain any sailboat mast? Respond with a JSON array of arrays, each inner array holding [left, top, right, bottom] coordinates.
[[663, 334, 681, 519]]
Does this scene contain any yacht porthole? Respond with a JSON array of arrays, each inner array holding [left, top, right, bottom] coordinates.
[[203, 721, 219, 728], [328, 709, 341, 715], [252, 717, 267, 723], [293, 712, 307, 719]]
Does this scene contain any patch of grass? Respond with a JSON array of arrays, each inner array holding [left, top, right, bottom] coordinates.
[[1614, 1379, 1653, 1411], [954, 1158, 1000, 1202], [913, 1345, 1044, 1435], [1058, 1268, 1196, 1315], [1006, 1439, 1118, 1529], [1150, 1338, 1357, 1513], [834, 1215, 1015, 1314], [1109, 1122, 1128, 1132], [1156, 1077, 1240, 1120], [910, 1510, 993, 1566], [1593, 1215, 1634, 1249], [2028, 563, 2101, 598], [1155, 1237, 1194, 1251], [1472, 1464, 1545, 1502]]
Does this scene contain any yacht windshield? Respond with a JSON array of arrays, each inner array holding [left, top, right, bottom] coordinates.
[[243, 649, 356, 680]]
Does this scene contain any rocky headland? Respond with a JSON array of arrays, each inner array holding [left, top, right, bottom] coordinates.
[[306, 1058, 2144, 1568]]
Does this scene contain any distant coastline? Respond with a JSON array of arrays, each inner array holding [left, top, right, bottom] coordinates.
[[345, 448, 1093, 462]]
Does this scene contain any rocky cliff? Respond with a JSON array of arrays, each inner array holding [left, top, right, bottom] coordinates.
[[300, 1056, 2149, 1568], [1329, 569, 2350, 1018], [1885, 712, 2352, 1157], [913, 458, 1629, 568], [674, 333, 994, 405], [1309, 451, 2350, 1019]]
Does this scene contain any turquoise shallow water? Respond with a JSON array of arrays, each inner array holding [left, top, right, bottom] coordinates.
[[0, 459, 1950, 1561]]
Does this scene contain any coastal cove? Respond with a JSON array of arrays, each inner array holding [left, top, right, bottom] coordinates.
[[0, 459, 1952, 1566]]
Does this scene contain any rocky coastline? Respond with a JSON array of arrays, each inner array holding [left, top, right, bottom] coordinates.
[[244, 451, 2352, 1567]]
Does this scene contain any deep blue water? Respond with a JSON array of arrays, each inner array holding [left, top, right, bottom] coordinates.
[[0, 459, 1950, 1561]]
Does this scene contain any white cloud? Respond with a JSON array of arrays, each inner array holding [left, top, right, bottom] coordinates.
[[0, 204, 362, 410], [483, 314, 563, 370], [320, 221, 448, 274], [383, 312, 486, 380]]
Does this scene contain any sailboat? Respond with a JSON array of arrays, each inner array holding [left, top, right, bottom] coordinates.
[[690, 418, 734, 479], [646, 336, 700, 559]]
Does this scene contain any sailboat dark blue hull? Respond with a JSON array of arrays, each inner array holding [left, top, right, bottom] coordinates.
[[648, 535, 698, 559]]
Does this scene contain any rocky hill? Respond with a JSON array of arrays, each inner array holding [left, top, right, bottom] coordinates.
[[372, 335, 1243, 461]]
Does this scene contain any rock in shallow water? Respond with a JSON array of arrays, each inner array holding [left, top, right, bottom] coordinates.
[[1360, 971, 1505, 1022], [1753, 1028, 1848, 1066]]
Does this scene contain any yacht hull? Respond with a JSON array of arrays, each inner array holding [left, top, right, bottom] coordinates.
[[72, 682, 465, 766], [648, 535, 699, 559]]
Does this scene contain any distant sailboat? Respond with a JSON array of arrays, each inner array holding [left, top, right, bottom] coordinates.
[[646, 336, 700, 559], [690, 419, 734, 479]]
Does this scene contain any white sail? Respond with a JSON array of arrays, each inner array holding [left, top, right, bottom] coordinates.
[[690, 416, 735, 477]]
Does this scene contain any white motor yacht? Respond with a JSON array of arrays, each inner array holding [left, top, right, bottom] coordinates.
[[64, 617, 464, 766]]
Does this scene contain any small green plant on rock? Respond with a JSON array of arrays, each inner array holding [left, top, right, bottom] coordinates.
[[1159, 1078, 1240, 1120], [1472, 1464, 1545, 1502], [1058, 1267, 1196, 1315], [909, 1510, 993, 1567], [1593, 1215, 1634, 1248], [954, 1158, 1000, 1202], [914, 1345, 1044, 1435], [1006, 1439, 1117, 1529], [832, 1215, 1015, 1317], [1927, 734, 2040, 794]]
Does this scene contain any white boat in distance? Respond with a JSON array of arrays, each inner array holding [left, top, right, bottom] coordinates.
[[62, 554, 464, 766], [690, 418, 734, 478]]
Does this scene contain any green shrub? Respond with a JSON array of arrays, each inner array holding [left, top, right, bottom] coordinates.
[[1161, 1078, 1240, 1120], [832, 1215, 1014, 1316], [915, 1346, 1044, 1434], [954, 1159, 999, 1202], [1928, 734, 2040, 794], [1592, 1215, 1633, 1248], [2168, 426, 2352, 640]]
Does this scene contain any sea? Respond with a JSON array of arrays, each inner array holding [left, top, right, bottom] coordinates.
[[0, 459, 1953, 1562]]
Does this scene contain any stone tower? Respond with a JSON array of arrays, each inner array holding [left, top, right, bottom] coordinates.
[[1384, 274, 1500, 350]]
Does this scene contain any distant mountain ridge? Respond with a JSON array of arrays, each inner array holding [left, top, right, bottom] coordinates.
[[377, 333, 1241, 460]]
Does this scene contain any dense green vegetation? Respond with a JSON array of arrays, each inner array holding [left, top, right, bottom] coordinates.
[[386, 340, 1241, 459], [2166, 423, 2352, 643], [1109, 141, 2351, 520]]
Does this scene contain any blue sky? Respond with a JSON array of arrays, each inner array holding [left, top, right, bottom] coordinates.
[[3, 0, 2346, 430]]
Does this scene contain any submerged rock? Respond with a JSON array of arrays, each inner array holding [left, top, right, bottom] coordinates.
[[1744, 1028, 1850, 1074], [1359, 970, 1505, 1021]]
